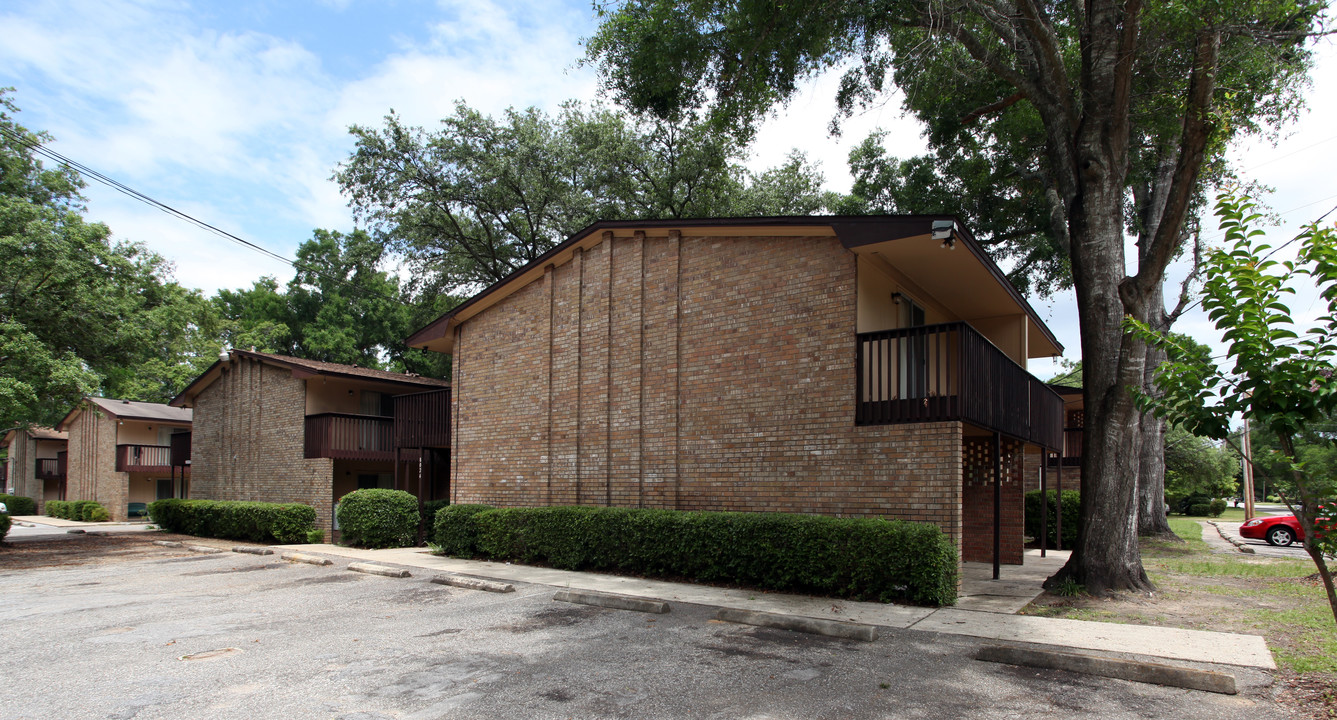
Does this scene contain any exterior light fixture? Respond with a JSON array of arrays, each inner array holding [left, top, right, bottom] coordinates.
[[891, 292, 903, 304], [932, 220, 957, 249]]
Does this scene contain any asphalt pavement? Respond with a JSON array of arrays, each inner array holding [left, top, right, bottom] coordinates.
[[0, 544, 1285, 719]]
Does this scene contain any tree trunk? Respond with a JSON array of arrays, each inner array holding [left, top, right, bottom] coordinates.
[[1138, 287, 1176, 538]]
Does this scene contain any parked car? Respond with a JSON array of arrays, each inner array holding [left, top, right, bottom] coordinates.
[[1239, 514, 1305, 546]]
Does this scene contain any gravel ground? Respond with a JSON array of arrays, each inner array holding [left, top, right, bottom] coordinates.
[[0, 536, 1293, 719]]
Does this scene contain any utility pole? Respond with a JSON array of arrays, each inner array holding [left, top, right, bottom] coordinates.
[[1241, 419, 1255, 521]]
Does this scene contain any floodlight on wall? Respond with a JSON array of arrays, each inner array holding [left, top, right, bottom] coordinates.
[[891, 292, 903, 304], [932, 220, 957, 249]]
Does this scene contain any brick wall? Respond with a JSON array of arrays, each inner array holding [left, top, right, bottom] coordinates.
[[451, 231, 966, 554], [961, 437, 1026, 564], [190, 356, 337, 532], [65, 407, 128, 520]]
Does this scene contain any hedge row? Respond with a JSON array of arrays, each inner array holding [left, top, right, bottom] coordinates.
[[46, 500, 109, 522], [0, 494, 36, 516], [1024, 490, 1081, 548], [0, 512, 10, 542], [433, 505, 958, 606], [336, 489, 419, 548], [149, 499, 315, 544]]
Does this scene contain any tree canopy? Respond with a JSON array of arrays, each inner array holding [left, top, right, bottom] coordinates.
[[0, 90, 220, 428], [335, 100, 836, 293]]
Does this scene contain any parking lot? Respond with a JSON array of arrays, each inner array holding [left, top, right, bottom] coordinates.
[[0, 537, 1284, 719]]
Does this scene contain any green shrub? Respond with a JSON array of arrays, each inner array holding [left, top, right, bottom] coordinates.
[[432, 504, 495, 557], [336, 489, 420, 548], [67, 500, 96, 522], [1024, 490, 1081, 548], [85, 504, 109, 522], [0, 494, 36, 516], [439, 505, 958, 607], [148, 499, 316, 544], [1188, 503, 1212, 517], [1207, 499, 1227, 517], [306, 529, 325, 544], [45, 500, 66, 518], [0, 512, 10, 542]]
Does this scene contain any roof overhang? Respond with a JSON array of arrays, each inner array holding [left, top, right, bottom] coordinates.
[[406, 215, 1064, 357], [171, 350, 449, 407]]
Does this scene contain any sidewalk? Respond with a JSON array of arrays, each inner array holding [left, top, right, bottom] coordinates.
[[275, 542, 1274, 670], [10, 515, 153, 528]]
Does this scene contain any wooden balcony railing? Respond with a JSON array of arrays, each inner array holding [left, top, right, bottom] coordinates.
[[1048, 427, 1084, 466], [394, 388, 451, 449], [856, 322, 1064, 449], [36, 458, 64, 480], [116, 444, 174, 472], [304, 413, 395, 461]]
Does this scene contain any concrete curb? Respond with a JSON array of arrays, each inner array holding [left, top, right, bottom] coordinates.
[[431, 574, 515, 593], [153, 540, 184, 548], [715, 608, 879, 642], [554, 589, 670, 614], [281, 551, 333, 566], [348, 562, 411, 578], [977, 645, 1237, 695], [186, 545, 225, 554], [232, 546, 274, 556], [65, 529, 85, 534], [1207, 521, 1256, 554]]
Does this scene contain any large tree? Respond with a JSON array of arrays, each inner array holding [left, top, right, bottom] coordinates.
[[334, 100, 835, 294], [585, 0, 1323, 593], [0, 90, 220, 426]]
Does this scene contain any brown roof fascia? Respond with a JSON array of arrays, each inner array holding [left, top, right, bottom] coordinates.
[[173, 350, 447, 407], [406, 214, 1064, 355]]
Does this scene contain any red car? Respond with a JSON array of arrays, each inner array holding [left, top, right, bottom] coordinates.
[[1240, 514, 1305, 546]]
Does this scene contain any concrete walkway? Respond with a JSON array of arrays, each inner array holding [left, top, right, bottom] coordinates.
[[275, 543, 1274, 670], [9, 515, 151, 528]]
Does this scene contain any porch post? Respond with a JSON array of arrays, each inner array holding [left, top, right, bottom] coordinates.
[[1039, 451, 1048, 558], [992, 431, 1001, 581]]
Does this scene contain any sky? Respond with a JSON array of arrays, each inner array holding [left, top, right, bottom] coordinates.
[[2, 0, 1334, 379]]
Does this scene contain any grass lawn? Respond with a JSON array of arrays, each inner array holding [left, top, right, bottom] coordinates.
[[1023, 515, 1336, 717]]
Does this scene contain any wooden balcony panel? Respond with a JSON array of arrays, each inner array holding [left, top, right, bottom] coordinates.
[[393, 388, 451, 449], [116, 444, 174, 473], [304, 413, 395, 462], [36, 458, 65, 481]]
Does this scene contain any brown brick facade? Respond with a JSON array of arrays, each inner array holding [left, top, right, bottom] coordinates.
[[961, 437, 1028, 564], [65, 409, 128, 520], [451, 232, 976, 554], [190, 356, 339, 532]]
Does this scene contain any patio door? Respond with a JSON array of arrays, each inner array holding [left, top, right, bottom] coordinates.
[[156, 478, 173, 500]]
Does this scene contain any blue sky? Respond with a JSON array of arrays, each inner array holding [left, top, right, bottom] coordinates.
[[2, 0, 1335, 375]]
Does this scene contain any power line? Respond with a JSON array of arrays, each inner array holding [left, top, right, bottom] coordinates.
[[0, 125, 397, 302]]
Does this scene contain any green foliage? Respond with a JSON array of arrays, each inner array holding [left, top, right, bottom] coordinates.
[[1209, 499, 1228, 518], [1024, 490, 1081, 548], [85, 504, 109, 522], [431, 504, 494, 557], [1164, 424, 1238, 506], [436, 505, 958, 607], [1129, 192, 1337, 621], [1188, 503, 1212, 517], [148, 499, 316, 544], [0, 89, 223, 427], [65, 500, 96, 522], [306, 528, 325, 544], [0, 511, 9, 542], [44, 500, 65, 518], [335, 489, 420, 549], [0, 494, 35, 516], [335, 101, 836, 294]]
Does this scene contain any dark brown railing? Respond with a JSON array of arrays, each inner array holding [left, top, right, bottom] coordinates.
[[116, 444, 173, 472], [856, 322, 1064, 449], [1048, 427, 1084, 466], [170, 432, 191, 467], [394, 388, 451, 449], [0, 463, 7, 487], [36, 458, 64, 480], [304, 413, 395, 461]]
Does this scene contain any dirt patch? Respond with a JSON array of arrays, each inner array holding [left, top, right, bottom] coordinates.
[[0, 533, 228, 570]]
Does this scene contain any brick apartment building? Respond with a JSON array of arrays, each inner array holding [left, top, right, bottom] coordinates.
[[407, 215, 1066, 565], [57, 398, 193, 521], [2, 426, 68, 512], [170, 350, 450, 533]]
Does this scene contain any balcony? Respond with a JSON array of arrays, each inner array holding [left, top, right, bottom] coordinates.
[[36, 457, 65, 481], [855, 322, 1063, 449], [304, 413, 395, 461], [116, 444, 174, 473], [394, 388, 451, 449]]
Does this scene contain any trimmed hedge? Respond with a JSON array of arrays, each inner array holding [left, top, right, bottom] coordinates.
[[0, 494, 36, 516], [46, 500, 99, 521], [336, 489, 420, 548], [148, 499, 316, 544], [432, 504, 494, 557], [0, 512, 9, 542], [434, 505, 958, 607], [45, 500, 66, 518], [86, 505, 110, 522], [1024, 490, 1081, 548], [422, 499, 451, 525]]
